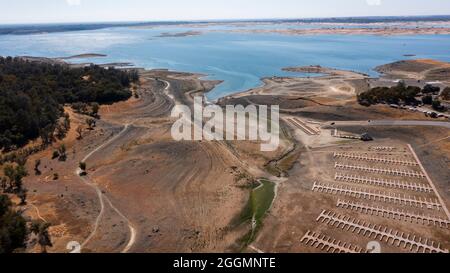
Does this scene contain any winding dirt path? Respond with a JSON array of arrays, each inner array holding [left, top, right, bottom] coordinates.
[[76, 124, 136, 253], [77, 79, 174, 252], [161, 80, 173, 100], [103, 196, 137, 253], [31, 204, 48, 223]]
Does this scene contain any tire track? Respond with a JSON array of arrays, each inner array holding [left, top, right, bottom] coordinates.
[[76, 124, 136, 252], [77, 79, 173, 252]]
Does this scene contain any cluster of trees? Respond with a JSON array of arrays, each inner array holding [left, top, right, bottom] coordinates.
[[72, 102, 100, 118], [0, 158, 53, 253], [0, 157, 32, 253], [1, 165, 28, 204], [1, 194, 53, 253], [0, 195, 27, 253], [0, 145, 44, 165], [0, 57, 138, 151], [1, 155, 29, 205], [52, 144, 67, 162], [358, 82, 421, 106], [442, 87, 450, 101], [422, 84, 441, 95], [359, 83, 448, 112], [421, 85, 449, 112], [430, 100, 446, 112]]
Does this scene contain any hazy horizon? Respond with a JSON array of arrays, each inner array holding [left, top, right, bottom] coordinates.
[[2, 14, 450, 26], [2, 0, 450, 24]]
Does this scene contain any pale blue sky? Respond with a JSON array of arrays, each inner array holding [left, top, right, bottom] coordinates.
[[1, 0, 450, 24]]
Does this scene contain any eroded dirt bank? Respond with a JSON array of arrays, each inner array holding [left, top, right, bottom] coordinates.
[[18, 59, 450, 253], [21, 68, 289, 253]]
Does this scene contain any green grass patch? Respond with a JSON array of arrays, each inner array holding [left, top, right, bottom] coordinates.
[[252, 179, 276, 221], [234, 179, 276, 249]]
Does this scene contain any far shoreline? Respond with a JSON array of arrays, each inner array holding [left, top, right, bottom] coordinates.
[[5, 54, 450, 105], [2, 15, 450, 35]]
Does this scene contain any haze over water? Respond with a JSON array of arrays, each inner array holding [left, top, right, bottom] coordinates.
[[1, 24, 450, 100]]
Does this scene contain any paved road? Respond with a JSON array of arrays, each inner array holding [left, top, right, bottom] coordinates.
[[324, 120, 450, 129]]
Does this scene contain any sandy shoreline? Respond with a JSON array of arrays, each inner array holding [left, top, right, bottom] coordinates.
[[136, 19, 450, 29], [217, 26, 450, 36], [130, 20, 450, 36], [12, 54, 450, 103], [156, 31, 202, 38]]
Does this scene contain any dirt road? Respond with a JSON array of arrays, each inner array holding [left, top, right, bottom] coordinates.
[[76, 124, 136, 253]]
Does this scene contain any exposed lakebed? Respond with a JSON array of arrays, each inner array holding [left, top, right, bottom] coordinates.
[[1, 23, 450, 100]]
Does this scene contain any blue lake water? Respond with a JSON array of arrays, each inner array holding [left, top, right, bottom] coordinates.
[[1, 24, 450, 100]]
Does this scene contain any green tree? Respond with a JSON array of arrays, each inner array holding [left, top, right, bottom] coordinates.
[[71, 102, 88, 114], [422, 95, 433, 105], [15, 155, 28, 167], [30, 220, 52, 253], [86, 118, 96, 130], [3, 164, 27, 193], [55, 122, 67, 140], [90, 102, 100, 118], [76, 126, 83, 140], [79, 162, 87, 171], [0, 195, 28, 253], [52, 150, 60, 160], [358, 83, 420, 106], [441, 87, 450, 100], [0, 177, 7, 193], [0, 57, 133, 150], [34, 159, 42, 176], [432, 100, 444, 111], [58, 144, 67, 162], [17, 188, 28, 205], [3, 165, 15, 191], [40, 124, 55, 146], [63, 113, 71, 131], [422, 84, 440, 94]]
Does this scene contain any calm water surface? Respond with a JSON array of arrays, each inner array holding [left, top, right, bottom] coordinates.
[[1, 24, 450, 99]]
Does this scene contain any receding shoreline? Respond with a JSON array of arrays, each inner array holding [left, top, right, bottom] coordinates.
[[2, 53, 450, 253], [2, 16, 450, 35], [218, 26, 450, 36], [8, 54, 450, 105], [156, 31, 202, 38], [59, 53, 107, 60]]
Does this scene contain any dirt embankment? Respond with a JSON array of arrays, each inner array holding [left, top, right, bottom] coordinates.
[[157, 31, 202, 38], [224, 27, 450, 36], [222, 61, 450, 253], [12, 58, 450, 253], [375, 59, 450, 85], [219, 65, 371, 112], [19, 67, 280, 253], [220, 61, 448, 123], [283, 65, 369, 78]]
